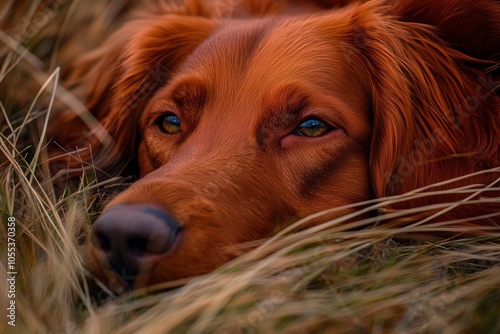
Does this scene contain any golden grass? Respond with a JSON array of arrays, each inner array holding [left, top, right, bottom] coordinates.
[[1, 1, 500, 333]]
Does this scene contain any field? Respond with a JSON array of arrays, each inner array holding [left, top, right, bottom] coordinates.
[[1, 1, 500, 333]]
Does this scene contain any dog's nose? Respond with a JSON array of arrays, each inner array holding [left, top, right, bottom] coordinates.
[[90, 204, 181, 281]]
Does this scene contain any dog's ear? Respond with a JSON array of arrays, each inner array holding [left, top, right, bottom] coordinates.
[[49, 14, 214, 177], [392, 0, 500, 63], [352, 0, 500, 218]]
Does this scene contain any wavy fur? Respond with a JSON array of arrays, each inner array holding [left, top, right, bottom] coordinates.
[[49, 0, 500, 287]]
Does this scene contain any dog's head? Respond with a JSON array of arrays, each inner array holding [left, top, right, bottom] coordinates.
[[49, 0, 500, 288]]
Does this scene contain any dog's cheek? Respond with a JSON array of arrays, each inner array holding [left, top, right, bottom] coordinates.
[[137, 141, 154, 177]]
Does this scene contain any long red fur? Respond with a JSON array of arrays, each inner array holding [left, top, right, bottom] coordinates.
[[48, 0, 500, 285]]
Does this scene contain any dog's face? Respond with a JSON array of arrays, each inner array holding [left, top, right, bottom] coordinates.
[[51, 0, 499, 289], [136, 17, 373, 211], [87, 14, 373, 287]]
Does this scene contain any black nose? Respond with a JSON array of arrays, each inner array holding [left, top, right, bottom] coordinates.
[[90, 204, 181, 281]]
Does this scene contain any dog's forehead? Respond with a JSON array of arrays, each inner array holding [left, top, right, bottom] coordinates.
[[176, 15, 350, 89], [147, 13, 370, 136]]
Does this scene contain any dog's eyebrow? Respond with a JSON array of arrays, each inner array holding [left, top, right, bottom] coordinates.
[[170, 79, 207, 115], [142, 78, 207, 132], [256, 84, 310, 148], [263, 84, 310, 126]]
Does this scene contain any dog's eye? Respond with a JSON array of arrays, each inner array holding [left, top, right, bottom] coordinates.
[[158, 114, 181, 134], [294, 118, 330, 137]]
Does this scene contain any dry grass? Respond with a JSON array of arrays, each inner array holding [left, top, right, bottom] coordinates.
[[1, 1, 500, 333]]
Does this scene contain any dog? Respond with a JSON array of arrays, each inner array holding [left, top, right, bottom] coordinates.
[[48, 0, 500, 289]]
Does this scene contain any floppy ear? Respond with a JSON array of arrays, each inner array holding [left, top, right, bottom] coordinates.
[[392, 0, 500, 63], [49, 13, 214, 177], [353, 0, 500, 219]]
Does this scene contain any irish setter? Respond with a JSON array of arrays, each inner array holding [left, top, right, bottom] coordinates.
[[49, 0, 500, 289]]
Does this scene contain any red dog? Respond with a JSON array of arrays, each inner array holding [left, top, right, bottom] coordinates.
[[49, 0, 500, 288]]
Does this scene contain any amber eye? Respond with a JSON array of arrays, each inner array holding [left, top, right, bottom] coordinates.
[[158, 114, 181, 134], [294, 118, 330, 137]]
